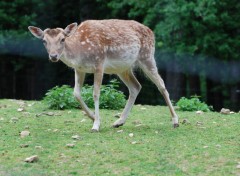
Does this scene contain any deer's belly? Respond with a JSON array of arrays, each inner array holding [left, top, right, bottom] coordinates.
[[104, 58, 136, 74]]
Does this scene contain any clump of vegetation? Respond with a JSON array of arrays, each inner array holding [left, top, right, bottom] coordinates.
[[43, 85, 79, 110], [176, 96, 212, 112], [81, 79, 126, 110], [43, 79, 126, 110]]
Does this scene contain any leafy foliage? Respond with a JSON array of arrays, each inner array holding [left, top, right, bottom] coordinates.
[[43, 85, 79, 110], [176, 96, 212, 112], [81, 79, 126, 110], [43, 79, 126, 110]]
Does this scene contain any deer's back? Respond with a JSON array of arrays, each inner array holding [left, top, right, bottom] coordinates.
[[65, 20, 155, 73], [75, 19, 154, 51]]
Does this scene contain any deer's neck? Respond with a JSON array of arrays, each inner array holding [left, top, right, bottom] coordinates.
[[62, 38, 77, 59]]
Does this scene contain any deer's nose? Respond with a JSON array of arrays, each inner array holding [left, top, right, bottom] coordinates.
[[49, 54, 58, 62], [50, 54, 58, 59]]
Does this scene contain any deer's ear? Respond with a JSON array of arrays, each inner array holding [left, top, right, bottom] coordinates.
[[28, 26, 44, 39], [64, 23, 78, 37]]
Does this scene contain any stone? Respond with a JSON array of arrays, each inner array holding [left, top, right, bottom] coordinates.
[[220, 108, 230, 115], [24, 155, 39, 163]]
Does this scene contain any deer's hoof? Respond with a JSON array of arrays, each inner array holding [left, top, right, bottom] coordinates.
[[91, 127, 100, 132], [113, 119, 125, 128], [112, 123, 124, 128], [173, 123, 179, 128]]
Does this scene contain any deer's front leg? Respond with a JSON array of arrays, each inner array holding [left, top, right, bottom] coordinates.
[[73, 70, 95, 121], [92, 67, 103, 132]]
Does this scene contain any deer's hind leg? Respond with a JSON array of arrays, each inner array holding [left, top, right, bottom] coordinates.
[[113, 69, 142, 128], [138, 58, 179, 128]]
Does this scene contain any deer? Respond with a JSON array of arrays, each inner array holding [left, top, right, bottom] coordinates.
[[28, 19, 179, 132]]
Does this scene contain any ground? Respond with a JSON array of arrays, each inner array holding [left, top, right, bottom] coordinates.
[[0, 99, 239, 176]]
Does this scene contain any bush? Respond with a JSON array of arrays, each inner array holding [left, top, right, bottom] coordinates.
[[43, 85, 79, 110], [176, 96, 212, 112], [43, 79, 126, 110]]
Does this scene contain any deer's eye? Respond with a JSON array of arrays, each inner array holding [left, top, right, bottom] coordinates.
[[60, 38, 65, 43]]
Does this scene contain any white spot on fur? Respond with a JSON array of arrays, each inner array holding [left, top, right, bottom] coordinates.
[[88, 47, 91, 50], [81, 41, 86, 45]]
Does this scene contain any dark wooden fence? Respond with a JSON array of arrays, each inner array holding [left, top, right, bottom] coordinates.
[[0, 52, 239, 111]]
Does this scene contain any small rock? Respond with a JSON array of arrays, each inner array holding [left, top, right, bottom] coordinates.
[[196, 110, 204, 115], [17, 108, 25, 112], [131, 141, 137, 144], [216, 144, 221, 148], [72, 135, 81, 140], [0, 117, 4, 121], [20, 144, 29, 148], [117, 130, 123, 133], [36, 112, 61, 117], [20, 130, 30, 138], [196, 121, 203, 126], [236, 164, 240, 169], [220, 108, 230, 115], [114, 113, 121, 118], [45, 112, 54, 116], [155, 131, 159, 134], [27, 103, 35, 107], [230, 111, 235, 114], [53, 129, 59, 132], [181, 119, 190, 124], [24, 155, 39, 163], [203, 146, 208, 148], [35, 146, 43, 149], [10, 117, 19, 123], [140, 107, 146, 110], [129, 133, 134, 137], [66, 144, 75, 148]]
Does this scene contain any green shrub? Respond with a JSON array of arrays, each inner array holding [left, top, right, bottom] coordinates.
[[43, 79, 126, 110], [81, 79, 126, 110], [43, 85, 79, 110], [176, 96, 212, 112]]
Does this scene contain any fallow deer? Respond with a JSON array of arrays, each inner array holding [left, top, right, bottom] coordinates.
[[28, 19, 179, 132]]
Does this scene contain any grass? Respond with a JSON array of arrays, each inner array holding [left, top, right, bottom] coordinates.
[[0, 99, 239, 176]]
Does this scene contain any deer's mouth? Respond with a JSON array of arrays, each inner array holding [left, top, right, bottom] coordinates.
[[49, 54, 59, 62]]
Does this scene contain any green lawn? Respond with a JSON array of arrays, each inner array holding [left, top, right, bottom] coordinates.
[[0, 99, 239, 176]]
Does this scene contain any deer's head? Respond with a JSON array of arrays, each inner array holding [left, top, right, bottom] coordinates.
[[28, 23, 78, 62]]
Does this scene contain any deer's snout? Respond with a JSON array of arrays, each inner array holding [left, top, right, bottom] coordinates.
[[49, 54, 59, 62]]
